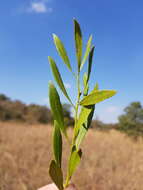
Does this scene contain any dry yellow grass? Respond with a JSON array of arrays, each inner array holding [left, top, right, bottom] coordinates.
[[0, 122, 143, 190]]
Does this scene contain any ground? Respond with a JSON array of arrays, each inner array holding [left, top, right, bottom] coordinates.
[[0, 122, 143, 190]]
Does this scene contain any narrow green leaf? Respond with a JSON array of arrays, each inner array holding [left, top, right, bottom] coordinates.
[[80, 35, 92, 70], [83, 72, 88, 87], [83, 84, 89, 96], [90, 82, 99, 94], [75, 124, 87, 149], [87, 46, 95, 83], [93, 83, 99, 91], [74, 106, 93, 136], [83, 72, 89, 96], [53, 120, 62, 168], [86, 105, 95, 128], [49, 160, 63, 190], [49, 82, 66, 136], [80, 90, 117, 106], [74, 19, 82, 71], [48, 56, 72, 104], [53, 34, 72, 71], [75, 105, 95, 149], [67, 146, 82, 180]]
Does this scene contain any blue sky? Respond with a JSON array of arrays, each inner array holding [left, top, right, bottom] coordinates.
[[0, 0, 143, 123]]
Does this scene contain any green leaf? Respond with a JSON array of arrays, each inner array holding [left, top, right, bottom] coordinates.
[[86, 105, 95, 128], [67, 146, 82, 180], [49, 160, 63, 190], [74, 106, 93, 136], [87, 46, 95, 82], [80, 35, 92, 70], [53, 120, 62, 168], [75, 105, 95, 149], [83, 72, 88, 87], [49, 82, 66, 136], [48, 56, 72, 104], [90, 82, 99, 94], [53, 34, 72, 71], [74, 19, 82, 71], [83, 84, 89, 96], [75, 124, 87, 149], [80, 90, 117, 106], [93, 83, 99, 91], [83, 72, 89, 96]]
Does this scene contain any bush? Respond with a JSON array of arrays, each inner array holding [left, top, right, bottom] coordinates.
[[118, 102, 143, 138], [0, 94, 52, 124], [0, 93, 74, 125], [25, 104, 52, 124]]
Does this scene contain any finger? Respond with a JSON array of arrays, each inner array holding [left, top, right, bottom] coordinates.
[[65, 184, 78, 190], [38, 183, 58, 190], [38, 183, 78, 190]]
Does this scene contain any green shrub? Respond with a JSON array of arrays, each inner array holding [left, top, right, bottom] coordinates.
[[118, 102, 143, 138], [25, 104, 51, 124]]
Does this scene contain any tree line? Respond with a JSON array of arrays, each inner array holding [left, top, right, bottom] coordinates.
[[0, 94, 73, 125], [0, 93, 143, 138]]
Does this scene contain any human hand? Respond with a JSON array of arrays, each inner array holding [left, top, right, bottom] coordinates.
[[38, 183, 77, 190]]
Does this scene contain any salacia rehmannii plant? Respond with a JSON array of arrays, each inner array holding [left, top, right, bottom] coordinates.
[[48, 19, 116, 190]]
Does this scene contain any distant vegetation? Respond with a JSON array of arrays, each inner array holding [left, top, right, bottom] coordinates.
[[0, 94, 73, 125], [0, 93, 143, 138], [93, 101, 143, 138], [118, 102, 143, 138]]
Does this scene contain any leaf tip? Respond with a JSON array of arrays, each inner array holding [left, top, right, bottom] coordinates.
[[73, 17, 76, 22], [48, 56, 51, 62], [73, 19, 80, 27], [52, 33, 58, 41], [52, 33, 56, 37], [113, 90, 117, 95], [91, 45, 95, 50], [89, 34, 93, 40]]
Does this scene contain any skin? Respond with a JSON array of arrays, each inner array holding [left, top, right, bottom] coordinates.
[[38, 183, 77, 190]]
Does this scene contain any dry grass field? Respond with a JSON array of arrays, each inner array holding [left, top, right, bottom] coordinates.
[[1, 122, 143, 190]]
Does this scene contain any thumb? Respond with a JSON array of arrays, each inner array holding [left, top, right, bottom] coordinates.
[[38, 183, 78, 190], [65, 184, 78, 190]]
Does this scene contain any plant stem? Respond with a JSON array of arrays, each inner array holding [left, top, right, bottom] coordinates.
[[64, 72, 81, 188], [64, 174, 70, 188], [75, 74, 80, 126]]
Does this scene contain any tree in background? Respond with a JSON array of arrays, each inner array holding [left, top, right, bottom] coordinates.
[[118, 102, 143, 137], [0, 94, 52, 124], [0, 94, 10, 101], [0, 94, 73, 125], [26, 104, 52, 124]]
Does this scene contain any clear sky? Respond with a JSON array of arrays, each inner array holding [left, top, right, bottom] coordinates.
[[0, 0, 143, 123]]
